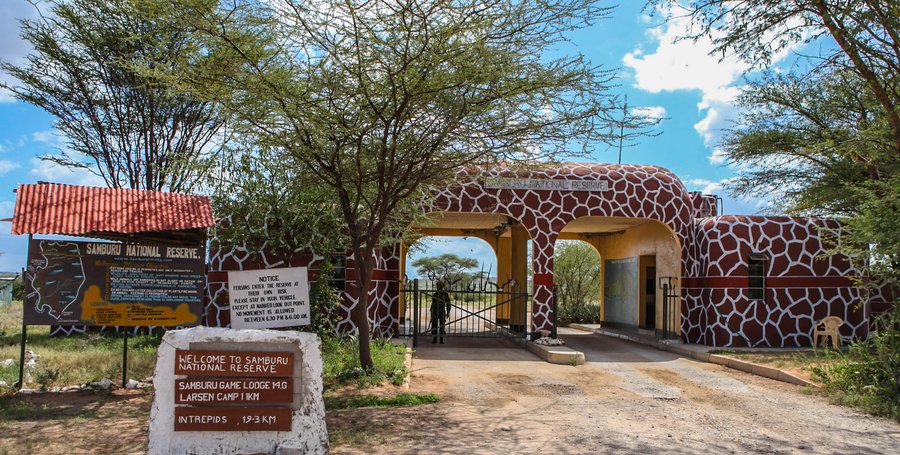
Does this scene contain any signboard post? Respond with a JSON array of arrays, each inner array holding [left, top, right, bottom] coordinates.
[[228, 267, 311, 329], [20, 238, 205, 390]]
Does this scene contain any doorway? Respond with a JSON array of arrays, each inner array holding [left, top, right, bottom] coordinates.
[[644, 266, 656, 330]]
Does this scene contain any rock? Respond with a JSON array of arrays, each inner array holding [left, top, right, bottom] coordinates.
[[0, 380, 7, 387], [93, 378, 113, 389], [125, 379, 140, 389], [533, 336, 566, 346], [24, 351, 39, 368], [500, 426, 512, 431], [1, 358, 15, 367]]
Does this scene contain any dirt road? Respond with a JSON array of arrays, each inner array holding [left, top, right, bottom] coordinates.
[[331, 329, 900, 454]]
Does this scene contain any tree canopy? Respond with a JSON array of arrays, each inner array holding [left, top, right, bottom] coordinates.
[[554, 241, 601, 309], [1, 0, 226, 192], [166, 0, 657, 368]]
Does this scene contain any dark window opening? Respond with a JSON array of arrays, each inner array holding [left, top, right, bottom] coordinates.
[[747, 253, 768, 300], [329, 253, 347, 291]]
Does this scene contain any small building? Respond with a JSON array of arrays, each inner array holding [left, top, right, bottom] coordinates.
[[208, 163, 887, 347]]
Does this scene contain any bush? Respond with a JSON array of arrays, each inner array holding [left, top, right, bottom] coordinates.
[[813, 304, 900, 421], [556, 303, 601, 324], [320, 335, 407, 389]]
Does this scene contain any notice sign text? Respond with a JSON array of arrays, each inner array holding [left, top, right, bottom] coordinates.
[[174, 407, 292, 432], [228, 267, 310, 329], [175, 378, 293, 404]]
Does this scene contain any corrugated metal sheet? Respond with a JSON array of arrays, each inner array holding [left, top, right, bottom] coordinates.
[[11, 183, 215, 235]]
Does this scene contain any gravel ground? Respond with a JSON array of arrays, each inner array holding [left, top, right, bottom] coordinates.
[[331, 329, 900, 454]]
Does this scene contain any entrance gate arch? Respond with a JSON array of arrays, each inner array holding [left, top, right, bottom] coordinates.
[[425, 163, 694, 335]]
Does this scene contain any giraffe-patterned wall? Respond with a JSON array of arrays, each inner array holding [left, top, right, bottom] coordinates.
[[202, 163, 873, 347], [430, 163, 696, 332], [205, 215, 399, 337], [684, 216, 867, 347]]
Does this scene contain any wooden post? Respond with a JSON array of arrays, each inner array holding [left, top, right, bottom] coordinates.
[[122, 331, 129, 389]]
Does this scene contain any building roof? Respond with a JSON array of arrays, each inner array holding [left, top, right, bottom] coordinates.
[[11, 183, 214, 243]]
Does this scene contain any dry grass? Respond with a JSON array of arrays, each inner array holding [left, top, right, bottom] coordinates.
[[0, 389, 151, 455], [710, 349, 844, 384], [0, 301, 160, 391]]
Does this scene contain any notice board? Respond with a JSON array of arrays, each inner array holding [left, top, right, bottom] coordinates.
[[24, 239, 204, 326], [227, 267, 311, 329]]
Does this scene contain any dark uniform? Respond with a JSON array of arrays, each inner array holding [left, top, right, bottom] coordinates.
[[430, 285, 452, 344]]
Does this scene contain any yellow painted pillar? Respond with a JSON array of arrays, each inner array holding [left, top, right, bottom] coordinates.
[[496, 235, 512, 322], [510, 223, 528, 331]]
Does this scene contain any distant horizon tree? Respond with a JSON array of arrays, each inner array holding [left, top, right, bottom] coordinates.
[[412, 254, 479, 286]]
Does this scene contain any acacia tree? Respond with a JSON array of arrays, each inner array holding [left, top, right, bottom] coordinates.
[[412, 254, 479, 284], [554, 241, 601, 311], [651, 0, 900, 158], [651, 1, 899, 280], [1, 0, 225, 192], [173, 0, 658, 369]]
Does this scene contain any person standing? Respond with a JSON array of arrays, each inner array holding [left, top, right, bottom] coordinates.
[[430, 281, 452, 344]]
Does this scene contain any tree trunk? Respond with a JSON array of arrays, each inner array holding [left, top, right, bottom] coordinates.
[[352, 246, 375, 370]]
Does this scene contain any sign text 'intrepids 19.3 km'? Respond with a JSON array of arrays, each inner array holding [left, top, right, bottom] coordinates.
[[173, 349, 295, 431], [24, 239, 205, 326]]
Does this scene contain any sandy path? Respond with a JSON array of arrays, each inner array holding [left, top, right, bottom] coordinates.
[[331, 330, 900, 454]]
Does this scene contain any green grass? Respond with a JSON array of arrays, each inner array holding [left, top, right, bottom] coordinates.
[[0, 301, 161, 392], [1, 300, 411, 394], [321, 335, 408, 389], [325, 392, 439, 410]]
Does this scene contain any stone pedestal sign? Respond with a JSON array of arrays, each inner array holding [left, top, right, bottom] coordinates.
[[148, 327, 327, 454]]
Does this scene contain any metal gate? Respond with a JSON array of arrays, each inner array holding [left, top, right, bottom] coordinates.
[[659, 277, 679, 340], [399, 279, 529, 347]]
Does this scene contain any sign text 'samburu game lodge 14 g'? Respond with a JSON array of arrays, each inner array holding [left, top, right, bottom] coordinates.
[[208, 163, 894, 348]]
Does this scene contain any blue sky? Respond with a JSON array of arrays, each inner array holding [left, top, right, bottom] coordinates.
[[0, 2, 816, 274]]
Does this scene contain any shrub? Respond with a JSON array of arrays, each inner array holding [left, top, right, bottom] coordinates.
[[556, 303, 601, 324], [813, 304, 900, 421]]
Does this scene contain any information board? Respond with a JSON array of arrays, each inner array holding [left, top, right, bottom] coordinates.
[[24, 239, 204, 326], [227, 267, 311, 329], [174, 349, 295, 432]]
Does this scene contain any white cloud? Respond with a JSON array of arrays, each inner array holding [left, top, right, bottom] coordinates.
[[29, 157, 106, 187], [686, 178, 724, 194], [708, 148, 728, 165], [32, 129, 64, 144], [632, 105, 667, 121], [0, 159, 20, 175], [624, 6, 808, 160], [623, 10, 748, 95], [693, 86, 740, 148]]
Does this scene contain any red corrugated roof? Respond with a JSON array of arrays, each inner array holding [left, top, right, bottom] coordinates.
[[11, 183, 215, 236]]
